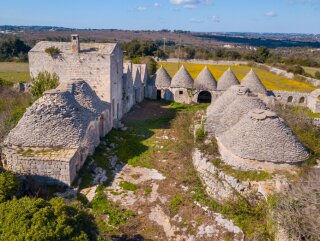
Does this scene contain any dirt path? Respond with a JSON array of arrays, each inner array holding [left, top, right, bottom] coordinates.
[[82, 101, 243, 241]]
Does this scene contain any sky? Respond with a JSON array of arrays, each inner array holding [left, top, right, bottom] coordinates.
[[0, 0, 319, 34]]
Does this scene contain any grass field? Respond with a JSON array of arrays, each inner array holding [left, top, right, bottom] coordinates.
[[303, 66, 320, 77], [159, 62, 316, 93], [0, 62, 30, 84]]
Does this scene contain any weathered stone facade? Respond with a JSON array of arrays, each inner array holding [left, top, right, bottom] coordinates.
[[29, 35, 124, 122], [2, 81, 112, 185]]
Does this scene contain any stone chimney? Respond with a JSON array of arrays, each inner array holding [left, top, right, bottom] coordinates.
[[71, 34, 79, 54]]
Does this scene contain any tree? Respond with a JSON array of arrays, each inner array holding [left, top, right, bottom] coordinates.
[[0, 38, 30, 62], [255, 46, 270, 63], [288, 65, 305, 75], [31, 72, 60, 98], [0, 171, 19, 203], [0, 197, 97, 241]]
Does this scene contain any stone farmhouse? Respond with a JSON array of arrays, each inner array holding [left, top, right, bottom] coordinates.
[[1, 35, 148, 185]]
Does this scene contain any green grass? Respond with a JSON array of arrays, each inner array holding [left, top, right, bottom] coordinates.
[[169, 194, 185, 214], [302, 66, 320, 77], [211, 159, 272, 182], [159, 62, 316, 93], [0, 62, 30, 84], [91, 187, 135, 231], [119, 181, 139, 191]]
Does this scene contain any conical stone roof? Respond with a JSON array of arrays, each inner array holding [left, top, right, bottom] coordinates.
[[70, 80, 110, 115], [216, 95, 267, 134], [150, 66, 171, 88], [171, 65, 194, 89], [4, 89, 95, 148], [218, 109, 309, 164], [241, 69, 268, 95], [194, 66, 217, 91], [217, 68, 240, 91], [206, 86, 251, 134]]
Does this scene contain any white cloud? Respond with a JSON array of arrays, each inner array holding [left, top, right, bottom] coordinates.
[[154, 2, 161, 7], [266, 11, 278, 17], [169, 0, 212, 9], [137, 6, 147, 11], [212, 15, 220, 23], [190, 18, 204, 23]]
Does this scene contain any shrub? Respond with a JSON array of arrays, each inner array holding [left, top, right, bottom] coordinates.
[[288, 65, 305, 75], [119, 181, 138, 191], [0, 78, 13, 87], [31, 71, 59, 98], [0, 197, 97, 241], [273, 170, 320, 241], [0, 171, 19, 203], [315, 71, 320, 80], [45, 46, 61, 57]]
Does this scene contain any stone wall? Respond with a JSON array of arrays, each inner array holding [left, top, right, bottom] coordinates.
[[171, 88, 193, 104], [29, 45, 124, 123], [161, 59, 248, 66], [272, 90, 309, 107], [2, 146, 81, 185]]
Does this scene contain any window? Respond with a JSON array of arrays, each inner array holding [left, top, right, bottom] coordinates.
[[179, 91, 183, 95], [299, 97, 305, 104], [288, 96, 293, 103], [72, 36, 77, 40]]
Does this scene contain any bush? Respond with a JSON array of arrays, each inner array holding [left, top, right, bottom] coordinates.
[[315, 71, 320, 80], [45, 46, 61, 57], [0, 38, 30, 62], [288, 65, 305, 75], [31, 71, 59, 98], [273, 170, 320, 241], [0, 197, 97, 241], [0, 171, 19, 203]]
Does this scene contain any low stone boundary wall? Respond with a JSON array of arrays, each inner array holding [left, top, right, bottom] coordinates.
[[272, 90, 309, 107], [160, 58, 248, 66]]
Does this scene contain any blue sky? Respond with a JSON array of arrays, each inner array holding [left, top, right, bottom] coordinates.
[[0, 0, 319, 34]]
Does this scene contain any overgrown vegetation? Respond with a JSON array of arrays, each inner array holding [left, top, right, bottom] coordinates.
[[45, 46, 61, 58], [0, 38, 30, 62], [119, 181, 139, 191], [30, 71, 59, 98], [0, 170, 19, 203], [0, 197, 98, 241], [272, 169, 320, 241], [91, 187, 135, 232]]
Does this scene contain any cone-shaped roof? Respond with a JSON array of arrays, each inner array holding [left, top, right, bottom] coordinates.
[[150, 66, 171, 88], [216, 95, 267, 134], [241, 69, 268, 95], [206, 86, 251, 134], [70, 80, 110, 115], [218, 109, 309, 164], [4, 89, 95, 148], [171, 65, 194, 89], [194, 66, 217, 91], [310, 89, 320, 98], [217, 68, 240, 91]]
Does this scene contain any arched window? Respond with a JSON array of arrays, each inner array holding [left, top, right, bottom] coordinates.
[[299, 97, 305, 104], [197, 91, 212, 103], [288, 96, 293, 103]]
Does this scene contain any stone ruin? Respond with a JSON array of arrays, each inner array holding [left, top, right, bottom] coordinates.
[[2, 81, 112, 185], [1, 35, 149, 185], [147, 64, 320, 114], [205, 86, 310, 170]]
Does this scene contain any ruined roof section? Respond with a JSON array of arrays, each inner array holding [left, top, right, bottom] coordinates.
[[217, 95, 267, 134], [4, 89, 95, 148], [194, 66, 217, 91], [30, 41, 117, 55], [241, 69, 268, 95], [69, 80, 111, 114], [150, 66, 172, 88], [171, 65, 194, 89], [218, 109, 309, 164], [217, 68, 240, 91]]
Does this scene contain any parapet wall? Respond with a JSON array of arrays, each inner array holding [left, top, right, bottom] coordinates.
[[272, 90, 309, 107]]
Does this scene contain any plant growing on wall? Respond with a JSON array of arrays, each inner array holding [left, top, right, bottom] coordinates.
[[31, 71, 59, 98], [45, 46, 61, 58]]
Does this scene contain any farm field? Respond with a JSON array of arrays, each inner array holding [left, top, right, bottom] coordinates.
[[0, 62, 30, 84], [159, 62, 316, 93], [303, 66, 320, 77]]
